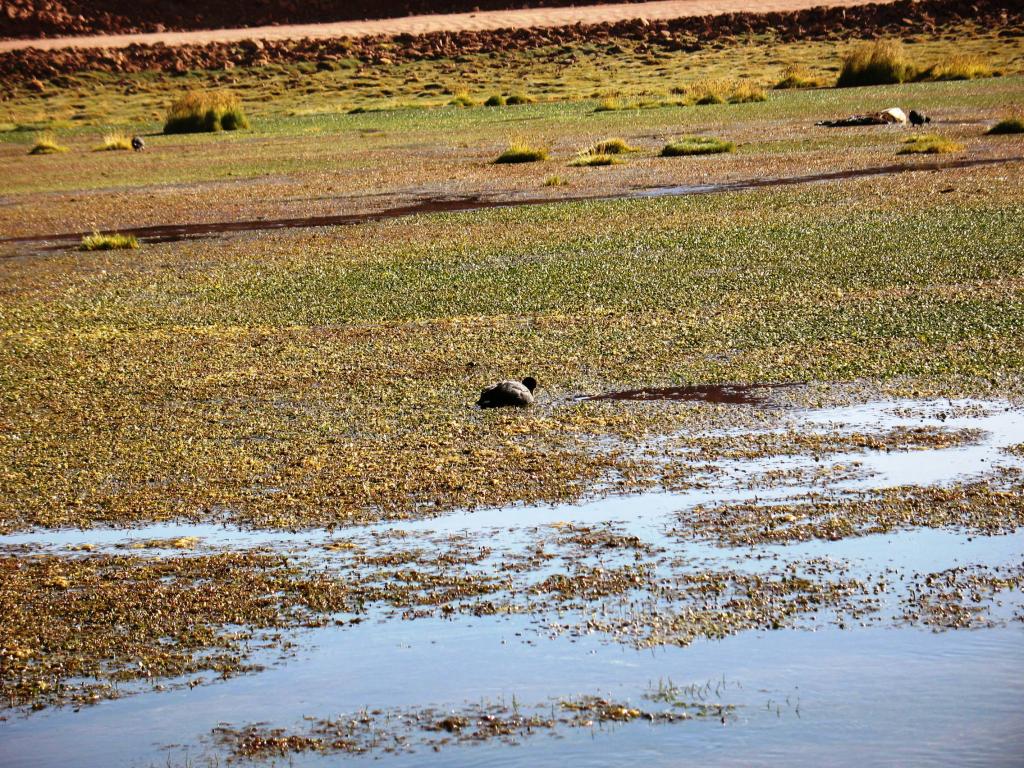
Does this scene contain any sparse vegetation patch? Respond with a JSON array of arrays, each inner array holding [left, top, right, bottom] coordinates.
[[661, 136, 735, 156], [27, 131, 67, 155], [897, 133, 964, 154]]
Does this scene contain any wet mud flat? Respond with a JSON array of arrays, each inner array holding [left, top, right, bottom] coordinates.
[[1, 395, 1022, 766], [3, 155, 1020, 253]]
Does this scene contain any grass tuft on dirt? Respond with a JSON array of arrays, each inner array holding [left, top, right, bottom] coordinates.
[[774, 65, 822, 89], [897, 133, 964, 154], [80, 231, 140, 251], [921, 54, 995, 81], [93, 131, 132, 151], [494, 142, 548, 163], [590, 137, 635, 154], [987, 117, 1024, 135], [569, 152, 622, 167], [661, 136, 735, 156], [164, 91, 249, 134], [28, 131, 67, 155]]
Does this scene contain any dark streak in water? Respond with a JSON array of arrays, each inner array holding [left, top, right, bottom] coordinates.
[[3, 155, 1019, 252], [582, 381, 806, 405]]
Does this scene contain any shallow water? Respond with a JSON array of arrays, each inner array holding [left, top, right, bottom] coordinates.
[[2, 397, 1022, 766]]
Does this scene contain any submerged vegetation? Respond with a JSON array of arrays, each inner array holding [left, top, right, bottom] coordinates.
[[163, 91, 249, 134]]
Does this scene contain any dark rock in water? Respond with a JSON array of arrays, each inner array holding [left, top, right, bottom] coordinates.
[[131, 136, 145, 151], [478, 376, 537, 408]]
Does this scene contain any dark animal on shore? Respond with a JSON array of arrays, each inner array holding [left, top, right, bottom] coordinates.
[[908, 110, 931, 127], [131, 136, 145, 151], [477, 377, 537, 408]]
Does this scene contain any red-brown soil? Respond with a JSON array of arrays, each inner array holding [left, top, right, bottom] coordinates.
[[1, 0, 1020, 87]]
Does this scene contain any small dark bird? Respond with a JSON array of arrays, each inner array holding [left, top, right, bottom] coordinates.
[[477, 376, 537, 408], [131, 136, 145, 151], [908, 110, 931, 127]]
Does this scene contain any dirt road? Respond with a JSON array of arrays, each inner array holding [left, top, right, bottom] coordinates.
[[0, 0, 889, 51]]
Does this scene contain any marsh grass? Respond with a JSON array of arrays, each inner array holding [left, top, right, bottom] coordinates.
[[661, 136, 735, 156], [449, 93, 476, 108], [28, 131, 67, 155], [837, 40, 912, 87], [494, 142, 548, 163], [94, 131, 132, 151], [164, 91, 249, 134], [775, 65, 822, 89], [921, 54, 995, 81], [569, 153, 622, 167], [897, 133, 964, 155], [683, 79, 766, 105], [987, 117, 1024, 135], [594, 97, 626, 112], [80, 231, 140, 251]]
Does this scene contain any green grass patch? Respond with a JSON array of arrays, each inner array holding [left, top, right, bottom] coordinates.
[[897, 133, 964, 155], [163, 91, 250, 134], [93, 131, 132, 151], [987, 117, 1024, 135], [28, 131, 68, 155], [494, 142, 548, 164], [79, 232, 140, 251], [661, 136, 735, 156]]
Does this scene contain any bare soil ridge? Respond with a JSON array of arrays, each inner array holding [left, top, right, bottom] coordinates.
[[2, 0, 1018, 87], [2, 0, 880, 48]]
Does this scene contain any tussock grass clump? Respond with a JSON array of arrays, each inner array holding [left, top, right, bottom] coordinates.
[[661, 136, 735, 157], [505, 94, 533, 106], [921, 54, 994, 81], [729, 82, 767, 104], [484, 94, 506, 107], [449, 93, 476, 108], [837, 40, 912, 87], [683, 79, 765, 105], [28, 131, 67, 155], [774, 65, 821, 90], [163, 91, 249, 134], [94, 131, 132, 151], [590, 138, 635, 155], [494, 142, 548, 164], [80, 231, 140, 251], [569, 153, 622, 167], [987, 117, 1024, 135], [543, 175, 567, 187], [897, 133, 964, 155], [594, 97, 625, 112]]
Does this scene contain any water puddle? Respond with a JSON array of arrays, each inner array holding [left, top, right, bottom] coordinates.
[[2, 396, 1022, 767], [3, 155, 1019, 251], [581, 381, 803, 404]]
